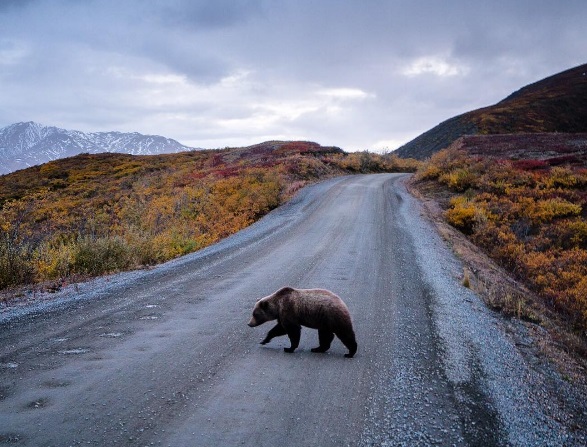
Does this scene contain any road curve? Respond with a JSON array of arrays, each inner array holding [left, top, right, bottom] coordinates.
[[0, 174, 584, 446]]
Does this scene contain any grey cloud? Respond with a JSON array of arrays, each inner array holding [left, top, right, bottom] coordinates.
[[0, 0, 36, 13], [0, 0, 585, 150], [133, 35, 231, 84], [158, 0, 268, 30]]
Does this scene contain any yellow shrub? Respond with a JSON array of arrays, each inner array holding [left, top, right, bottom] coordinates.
[[439, 168, 477, 192], [446, 196, 478, 233], [566, 220, 587, 247], [416, 163, 441, 180], [535, 198, 582, 222], [33, 242, 75, 280], [544, 167, 578, 189]]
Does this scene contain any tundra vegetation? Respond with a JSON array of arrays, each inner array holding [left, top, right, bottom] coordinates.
[[0, 142, 418, 293], [415, 148, 587, 333]]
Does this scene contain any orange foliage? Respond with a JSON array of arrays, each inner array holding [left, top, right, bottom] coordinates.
[[419, 148, 587, 330], [0, 144, 418, 291]]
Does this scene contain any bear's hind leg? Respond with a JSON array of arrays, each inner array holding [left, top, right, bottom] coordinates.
[[336, 330, 358, 358], [311, 330, 334, 353], [284, 324, 301, 353], [260, 323, 287, 345]]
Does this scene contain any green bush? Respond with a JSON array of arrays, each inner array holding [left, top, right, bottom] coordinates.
[[0, 235, 34, 289], [72, 235, 132, 275]]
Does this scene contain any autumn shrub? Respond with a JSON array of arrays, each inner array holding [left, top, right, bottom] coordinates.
[[0, 235, 34, 288], [33, 239, 75, 280], [326, 151, 420, 173], [282, 180, 307, 200], [440, 168, 477, 192], [415, 162, 442, 181], [0, 144, 415, 293], [151, 230, 198, 261], [72, 235, 132, 275], [568, 276, 587, 326], [534, 198, 582, 223], [288, 155, 331, 178], [472, 220, 526, 271], [548, 219, 587, 249], [544, 166, 579, 189], [513, 159, 550, 171], [0, 162, 283, 287], [0, 200, 36, 288], [417, 148, 587, 331], [445, 196, 477, 234], [384, 154, 421, 172]]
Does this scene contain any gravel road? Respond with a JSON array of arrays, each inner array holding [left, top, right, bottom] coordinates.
[[0, 173, 585, 446]]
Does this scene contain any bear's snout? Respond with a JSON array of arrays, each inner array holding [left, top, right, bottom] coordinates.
[[248, 317, 258, 327]]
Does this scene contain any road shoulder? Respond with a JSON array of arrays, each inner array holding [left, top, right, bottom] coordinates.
[[405, 175, 587, 443]]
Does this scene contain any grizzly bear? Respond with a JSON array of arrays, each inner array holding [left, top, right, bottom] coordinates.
[[248, 287, 357, 358]]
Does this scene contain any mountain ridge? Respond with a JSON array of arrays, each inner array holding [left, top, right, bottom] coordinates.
[[395, 63, 587, 159], [0, 121, 198, 174]]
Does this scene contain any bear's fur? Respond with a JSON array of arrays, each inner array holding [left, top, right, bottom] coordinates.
[[248, 287, 357, 358]]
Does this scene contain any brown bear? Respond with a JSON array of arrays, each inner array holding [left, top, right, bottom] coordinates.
[[248, 287, 357, 358]]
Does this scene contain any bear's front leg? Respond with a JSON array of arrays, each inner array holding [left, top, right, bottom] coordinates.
[[260, 323, 287, 345], [284, 324, 301, 353]]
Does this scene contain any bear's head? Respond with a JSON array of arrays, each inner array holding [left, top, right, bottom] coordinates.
[[248, 299, 276, 327]]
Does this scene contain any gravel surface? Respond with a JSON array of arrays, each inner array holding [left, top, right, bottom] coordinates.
[[358, 179, 586, 446], [0, 173, 585, 447]]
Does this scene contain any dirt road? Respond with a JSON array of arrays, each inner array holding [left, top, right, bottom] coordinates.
[[0, 174, 584, 446]]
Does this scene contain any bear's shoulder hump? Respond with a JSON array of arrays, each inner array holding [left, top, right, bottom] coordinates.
[[275, 286, 295, 297]]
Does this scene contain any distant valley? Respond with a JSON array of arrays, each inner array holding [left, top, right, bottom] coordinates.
[[0, 122, 198, 175]]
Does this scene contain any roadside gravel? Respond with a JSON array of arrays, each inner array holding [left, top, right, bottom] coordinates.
[[360, 177, 587, 446]]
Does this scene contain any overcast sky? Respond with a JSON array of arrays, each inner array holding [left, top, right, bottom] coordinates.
[[1, 0, 585, 151]]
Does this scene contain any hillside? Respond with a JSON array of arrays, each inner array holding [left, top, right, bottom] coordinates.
[[0, 122, 198, 175], [0, 141, 418, 293], [412, 143, 587, 351], [396, 63, 587, 159], [448, 133, 587, 168]]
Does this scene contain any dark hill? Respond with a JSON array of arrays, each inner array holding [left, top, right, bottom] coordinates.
[[395, 63, 587, 159]]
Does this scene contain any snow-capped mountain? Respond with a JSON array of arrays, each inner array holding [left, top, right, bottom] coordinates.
[[0, 122, 198, 175]]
